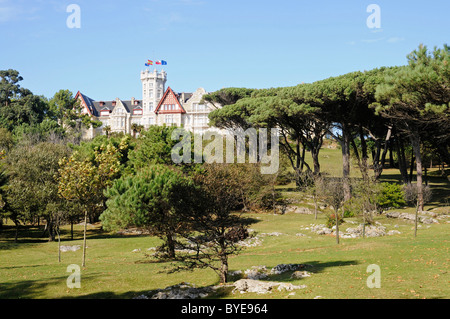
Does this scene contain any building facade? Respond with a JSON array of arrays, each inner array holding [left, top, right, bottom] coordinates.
[[76, 69, 222, 139]]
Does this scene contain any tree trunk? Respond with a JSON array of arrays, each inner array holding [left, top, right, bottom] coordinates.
[[410, 133, 424, 213], [82, 210, 87, 267], [314, 196, 318, 220], [311, 149, 321, 175], [374, 126, 392, 180], [57, 224, 61, 263], [71, 221, 74, 241], [48, 219, 56, 242], [219, 255, 229, 284], [359, 126, 369, 181], [14, 221, 19, 243], [409, 155, 415, 183], [395, 135, 409, 184], [166, 233, 176, 259], [341, 128, 351, 201], [335, 209, 340, 244], [362, 212, 366, 239]]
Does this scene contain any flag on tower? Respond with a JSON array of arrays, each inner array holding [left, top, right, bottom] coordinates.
[[155, 61, 162, 65], [161, 60, 167, 65]]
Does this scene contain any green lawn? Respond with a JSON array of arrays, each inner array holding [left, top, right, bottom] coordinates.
[[1, 147, 448, 299], [1, 209, 448, 299]]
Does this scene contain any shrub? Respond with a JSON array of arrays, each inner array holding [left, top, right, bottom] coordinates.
[[326, 213, 344, 228], [376, 182, 406, 209]]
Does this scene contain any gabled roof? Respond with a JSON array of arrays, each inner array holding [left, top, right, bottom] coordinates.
[[76, 91, 142, 116], [155, 86, 186, 114], [75, 91, 95, 116]]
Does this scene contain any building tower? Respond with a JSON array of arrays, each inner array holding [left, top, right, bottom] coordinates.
[[140, 69, 167, 123]]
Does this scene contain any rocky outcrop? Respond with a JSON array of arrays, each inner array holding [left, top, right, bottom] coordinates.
[[385, 212, 439, 224], [232, 279, 307, 294]]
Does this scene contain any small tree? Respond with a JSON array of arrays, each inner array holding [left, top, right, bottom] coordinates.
[[103, 125, 111, 138], [321, 178, 345, 244], [58, 144, 122, 266], [101, 165, 195, 258], [403, 183, 432, 237], [175, 163, 254, 283]]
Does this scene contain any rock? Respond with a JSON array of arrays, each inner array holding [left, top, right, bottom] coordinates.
[[387, 230, 402, 235], [244, 266, 269, 280], [261, 232, 285, 237], [309, 224, 333, 235], [295, 233, 307, 237], [132, 248, 141, 253], [237, 235, 263, 248], [232, 279, 306, 294], [293, 206, 313, 214], [146, 283, 216, 299], [291, 271, 312, 279], [270, 263, 306, 275], [386, 212, 439, 224]]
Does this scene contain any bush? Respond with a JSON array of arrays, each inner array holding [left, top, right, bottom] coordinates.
[[326, 213, 344, 228], [376, 182, 406, 209], [403, 183, 432, 205]]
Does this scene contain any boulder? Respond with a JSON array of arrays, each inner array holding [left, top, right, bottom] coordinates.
[[270, 263, 306, 275], [291, 271, 312, 279], [232, 279, 306, 294], [244, 266, 269, 280]]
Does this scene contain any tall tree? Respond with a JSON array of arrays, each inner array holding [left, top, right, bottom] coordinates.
[[2, 141, 71, 241], [374, 44, 450, 212]]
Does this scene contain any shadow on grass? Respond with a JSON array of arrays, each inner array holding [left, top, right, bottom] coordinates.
[[0, 259, 375, 299], [0, 273, 100, 299]]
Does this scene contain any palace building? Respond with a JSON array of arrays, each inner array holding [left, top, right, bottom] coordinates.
[[75, 69, 223, 139]]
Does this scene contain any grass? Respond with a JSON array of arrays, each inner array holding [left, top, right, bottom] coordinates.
[[0, 147, 448, 299], [1, 210, 448, 299]]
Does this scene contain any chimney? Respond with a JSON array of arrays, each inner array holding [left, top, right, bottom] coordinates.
[[112, 101, 116, 107], [131, 97, 135, 105], [99, 101, 105, 106]]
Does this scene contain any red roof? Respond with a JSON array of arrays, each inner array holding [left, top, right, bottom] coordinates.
[[154, 87, 186, 114]]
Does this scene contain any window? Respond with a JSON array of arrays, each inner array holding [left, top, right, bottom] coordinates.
[[148, 117, 154, 125], [149, 90, 154, 98], [149, 102, 154, 111], [193, 103, 207, 112], [165, 114, 174, 124], [100, 110, 109, 117], [194, 115, 208, 126]]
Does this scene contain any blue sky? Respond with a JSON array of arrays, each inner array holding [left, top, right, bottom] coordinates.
[[0, 0, 448, 101]]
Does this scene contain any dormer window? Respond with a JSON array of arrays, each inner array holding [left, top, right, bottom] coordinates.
[[100, 109, 110, 117]]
